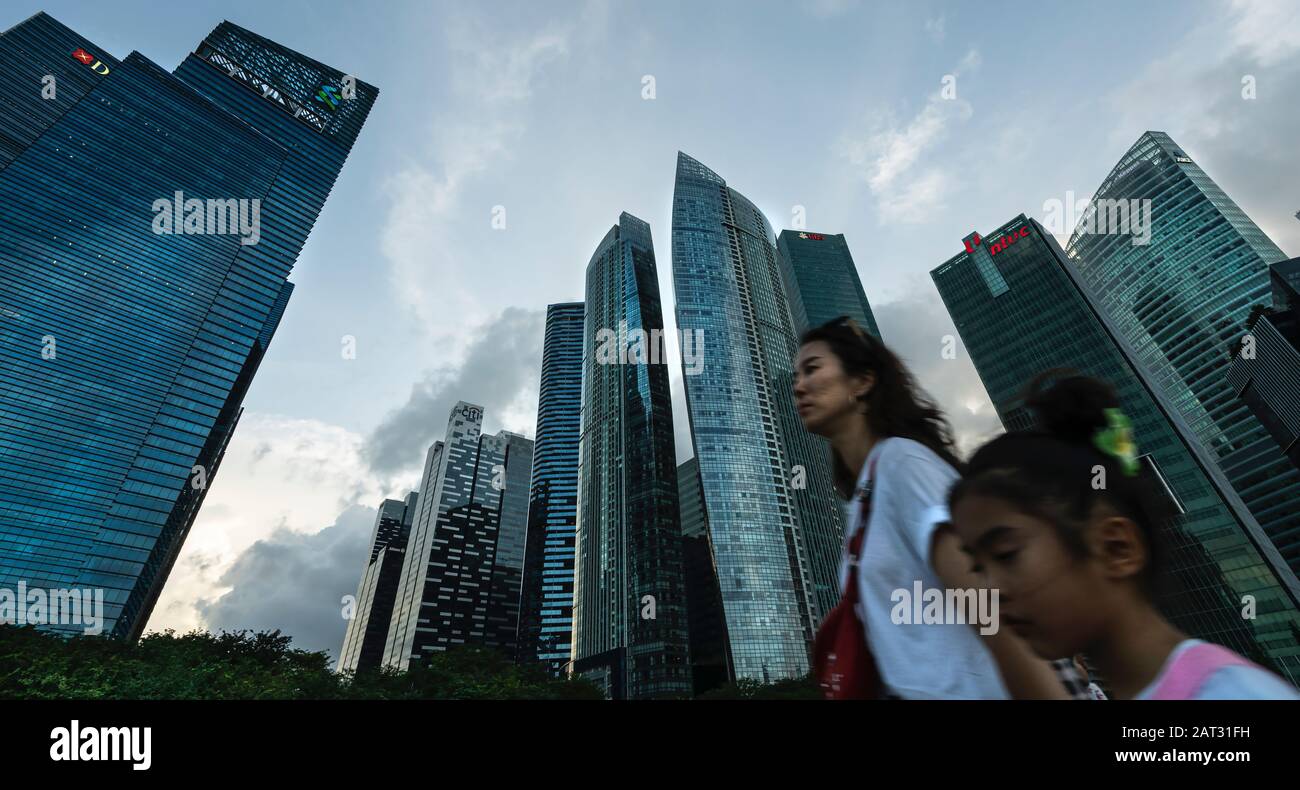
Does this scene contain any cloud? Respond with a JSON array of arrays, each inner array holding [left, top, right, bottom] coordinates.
[[872, 290, 1004, 458], [924, 14, 946, 43], [838, 51, 978, 223], [147, 414, 400, 637], [379, 8, 592, 343], [803, 0, 861, 18], [195, 505, 377, 658], [363, 307, 545, 475], [1101, 0, 1300, 254], [1226, 0, 1300, 66]]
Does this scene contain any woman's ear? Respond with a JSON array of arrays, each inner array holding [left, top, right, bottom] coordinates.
[[853, 371, 876, 401]]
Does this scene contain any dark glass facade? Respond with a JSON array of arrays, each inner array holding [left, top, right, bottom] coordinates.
[[517, 302, 583, 675], [776, 230, 881, 338], [677, 457, 730, 695], [573, 213, 691, 698], [383, 404, 533, 668], [1229, 258, 1300, 476], [1064, 131, 1300, 576], [0, 13, 376, 638], [933, 215, 1300, 683], [337, 493, 417, 674], [671, 152, 844, 681]]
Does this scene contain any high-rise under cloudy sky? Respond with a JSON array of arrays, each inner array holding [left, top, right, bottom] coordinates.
[[24, 0, 1297, 656]]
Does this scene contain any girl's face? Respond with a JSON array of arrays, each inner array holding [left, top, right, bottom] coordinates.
[[949, 493, 1112, 660], [793, 340, 872, 437]]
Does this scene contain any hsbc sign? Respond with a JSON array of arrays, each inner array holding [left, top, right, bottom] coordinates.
[[71, 48, 109, 76]]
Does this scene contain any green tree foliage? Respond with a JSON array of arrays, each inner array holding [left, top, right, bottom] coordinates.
[[0, 625, 602, 700], [696, 674, 823, 700]]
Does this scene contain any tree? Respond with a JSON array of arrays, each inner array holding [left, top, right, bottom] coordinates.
[[0, 625, 601, 700]]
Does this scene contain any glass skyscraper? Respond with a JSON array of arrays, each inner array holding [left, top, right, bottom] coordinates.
[[0, 13, 376, 638], [337, 493, 417, 674], [933, 215, 1300, 683], [517, 302, 584, 675], [572, 213, 691, 699], [384, 404, 533, 669], [1228, 258, 1300, 474], [671, 152, 845, 682], [676, 457, 730, 695], [1065, 131, 1300, 575], [776, 230, 881, 338]]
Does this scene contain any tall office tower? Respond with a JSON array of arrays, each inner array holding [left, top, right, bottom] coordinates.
[[572, 213, 691, 699], [1065, 132, 1300, 574], [0, 13, 376, 638], [776, 230, 881, 338], [1229, 258, 1300, 475], [384, 404, 533, 669], [676, 458, 730, 696], [671, 152, 844, 682], [337, 493, 418, 673], [933, 215, 1300, 683], [517, 302, 584, 675]]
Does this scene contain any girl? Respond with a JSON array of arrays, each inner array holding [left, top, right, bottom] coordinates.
[[948, 372, 1300, 700], [794, 316, 1066, 699]]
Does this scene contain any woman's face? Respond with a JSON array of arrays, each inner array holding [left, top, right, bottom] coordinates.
[[794, 340, 872, 437], [949, 493, 1112, 660]]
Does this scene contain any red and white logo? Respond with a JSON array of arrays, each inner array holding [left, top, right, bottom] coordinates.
[[963, 233, 982, 254], [71, 48, 110, 75]]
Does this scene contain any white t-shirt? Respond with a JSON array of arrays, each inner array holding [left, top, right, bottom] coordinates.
[[1134, 639, 1300, 700], [837, 437, 1010, 700]]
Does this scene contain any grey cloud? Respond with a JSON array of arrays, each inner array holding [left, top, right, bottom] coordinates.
[[196, 504, 376, 659], [363, 307, 545, 475], [872, 289, 1004, 459]]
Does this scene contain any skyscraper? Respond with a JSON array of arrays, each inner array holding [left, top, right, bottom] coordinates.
[[572, 213, 691, 699], [776, 230, 881, 338], [337, 493, 417, 674], [676, 457, 730, 696], [384, 404, 533, 669], [933, 215, 1300, 683], [517, 303, 584, 675], [1228, 258, 1300, 476], [0, 13, 376, 638], [671, 152, 845, 682], [1064, 131, 1300, 575]]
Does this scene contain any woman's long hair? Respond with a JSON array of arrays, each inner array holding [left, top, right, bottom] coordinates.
[[801, 317, 963, 497]]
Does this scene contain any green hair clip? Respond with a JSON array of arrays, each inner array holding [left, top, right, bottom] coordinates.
[[1093, 408, 1140, 477]]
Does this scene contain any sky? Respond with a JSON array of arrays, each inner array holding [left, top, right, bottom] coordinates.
[[20, 0, 1300, 657]]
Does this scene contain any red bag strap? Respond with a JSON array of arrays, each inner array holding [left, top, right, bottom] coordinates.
[[847, 455, 879, 565]]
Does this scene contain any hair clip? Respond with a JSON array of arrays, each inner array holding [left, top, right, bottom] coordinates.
[[1093, 408, 1140, 477]]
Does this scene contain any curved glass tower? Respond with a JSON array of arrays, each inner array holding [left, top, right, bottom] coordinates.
[[671, 153, 844, 682], [1065, 131, 1300, 575], [573, 213, 691, 699]]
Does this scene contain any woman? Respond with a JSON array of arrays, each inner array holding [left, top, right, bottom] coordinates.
[[794, 316, 1065, 699]]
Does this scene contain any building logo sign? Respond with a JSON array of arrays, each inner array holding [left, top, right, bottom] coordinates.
[[963, 227, 1028, 257], [797, 232, 825, 241], [71, 48, 110, 76], [313, 84, 341, 113], [988, 226, 1029, 256]]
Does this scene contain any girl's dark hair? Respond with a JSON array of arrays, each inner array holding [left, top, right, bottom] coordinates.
[[800, 317, 963, 497], [948, 370, 1176, 595]]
